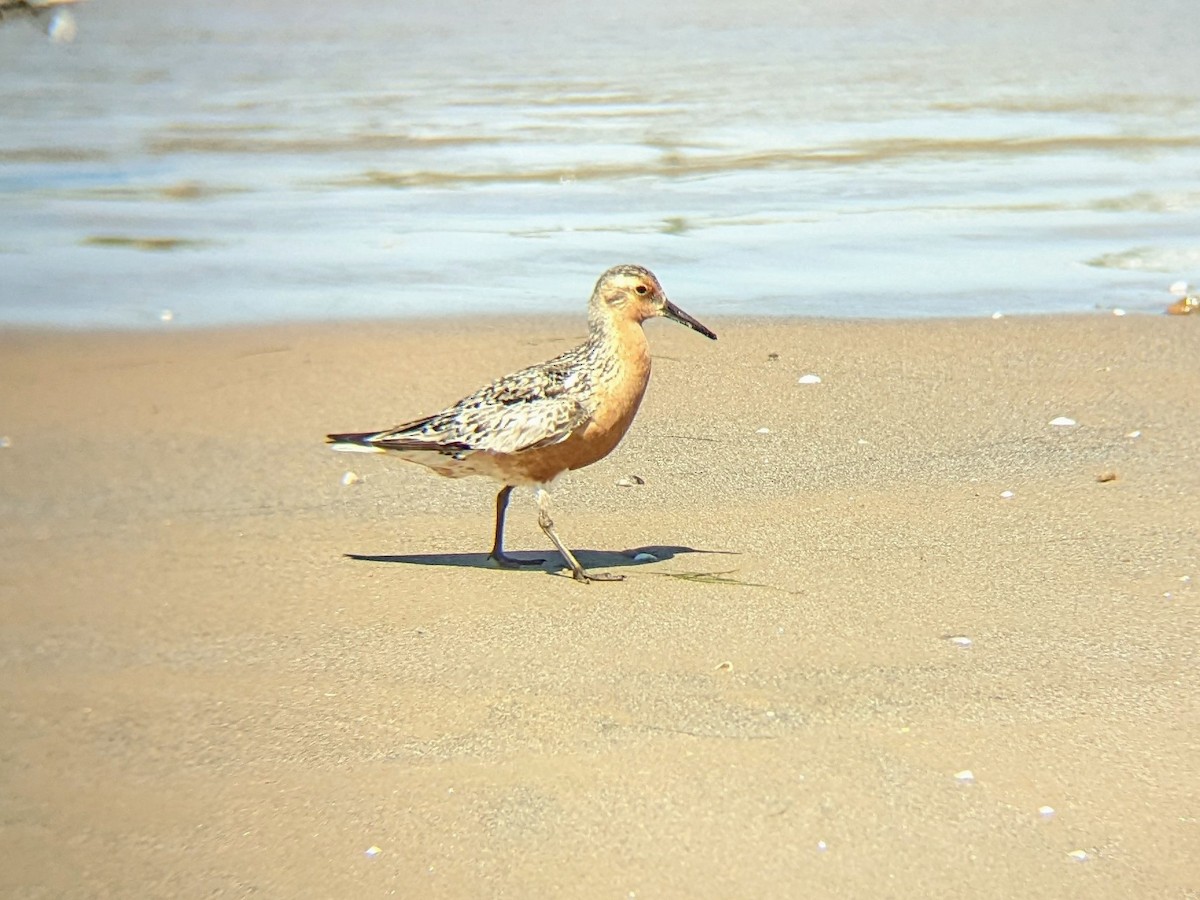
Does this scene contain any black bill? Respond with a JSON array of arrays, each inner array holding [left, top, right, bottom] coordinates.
[[663, 299, 717, 340]]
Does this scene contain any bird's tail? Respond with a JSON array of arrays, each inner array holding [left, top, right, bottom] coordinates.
[[326, 431, 388, 454]]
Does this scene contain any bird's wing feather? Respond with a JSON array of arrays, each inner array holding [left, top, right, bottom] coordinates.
[[361, 350, 592, 455]]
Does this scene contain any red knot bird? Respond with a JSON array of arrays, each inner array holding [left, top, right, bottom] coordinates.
[[327, 264, 716, 583]]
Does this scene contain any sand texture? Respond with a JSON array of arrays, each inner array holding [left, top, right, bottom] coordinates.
[[1, 315, 1197, 897]]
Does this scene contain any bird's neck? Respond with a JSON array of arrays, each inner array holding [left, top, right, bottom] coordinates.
[[586, 310, 651, 382]]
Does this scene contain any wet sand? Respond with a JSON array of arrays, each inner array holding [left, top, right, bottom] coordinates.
[[1, 314, 1197, 897]]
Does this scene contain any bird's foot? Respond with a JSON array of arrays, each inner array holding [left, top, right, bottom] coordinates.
[[489, 552, 546, 569]]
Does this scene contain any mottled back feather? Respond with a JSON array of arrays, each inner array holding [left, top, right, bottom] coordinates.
[[357, 343, 597, 457]]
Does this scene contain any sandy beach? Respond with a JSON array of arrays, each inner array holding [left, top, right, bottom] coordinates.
[[1, 313, 1197, 898]]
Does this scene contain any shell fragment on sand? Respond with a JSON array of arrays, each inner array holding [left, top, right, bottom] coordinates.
[[1167, 295, 1199, 315]]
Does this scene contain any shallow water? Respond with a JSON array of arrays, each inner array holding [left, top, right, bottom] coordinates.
[[2, 0, 1198, 327]]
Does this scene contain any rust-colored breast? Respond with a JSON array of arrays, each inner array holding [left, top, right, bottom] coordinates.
[[494, 338, 651, 486]]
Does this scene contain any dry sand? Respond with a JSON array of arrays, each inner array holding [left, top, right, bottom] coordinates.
[[1, 314, 1197, 898]]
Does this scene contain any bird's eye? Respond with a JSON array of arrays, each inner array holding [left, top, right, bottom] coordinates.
[[635, 284, 648, 295]]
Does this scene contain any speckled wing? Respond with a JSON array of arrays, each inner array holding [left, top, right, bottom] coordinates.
[[355, 353, 591, 456]]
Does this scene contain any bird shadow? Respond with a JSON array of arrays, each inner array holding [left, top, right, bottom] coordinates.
[[344, 544, 735, 575]]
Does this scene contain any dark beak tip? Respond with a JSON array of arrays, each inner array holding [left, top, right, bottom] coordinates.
[[663, 300, 717, 341]]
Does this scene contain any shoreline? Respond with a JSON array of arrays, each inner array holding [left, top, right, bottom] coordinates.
[[0, 304, 1177, 336]]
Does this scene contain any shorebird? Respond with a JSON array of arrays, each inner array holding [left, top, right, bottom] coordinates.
[[327, 264, 717, 583]]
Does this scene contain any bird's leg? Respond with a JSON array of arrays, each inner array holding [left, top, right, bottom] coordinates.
[[535, 487, 623, 583], [489, 485, 545, 568]]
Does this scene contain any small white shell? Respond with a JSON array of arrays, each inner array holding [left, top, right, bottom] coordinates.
[[954, 769, 975, 783], [1038, 805, 1056, 819], [48, 9, 78, 43], [1049, 416, 1077, 427], [755, 427, 771, 434], [341, 471, 361, 486], [1000, 490, 1015, 499], [947, 636, 973, 648], [797, 374, 823, 384], [1112, 308, 1126, 317], [1068, 849, 1090, 862]]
